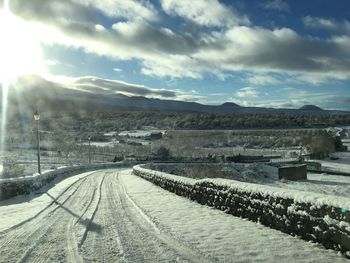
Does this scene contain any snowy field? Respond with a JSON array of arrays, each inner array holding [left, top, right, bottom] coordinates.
[[79, 140, 119, 147], [118, 130, 166, 138], [0, 168, 347, 262], [149, 162, 350, 198], [309, 140, 350, 175], [316, 157, 350, 173], [239, 167, 350, 198], [197, 145, 293, 158], [269, 172, 350, 197]]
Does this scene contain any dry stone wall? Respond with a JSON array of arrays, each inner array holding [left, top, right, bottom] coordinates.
[[133, 164, 350, 257]]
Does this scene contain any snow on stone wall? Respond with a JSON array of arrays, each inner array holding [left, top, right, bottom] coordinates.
[[0, 162, 130, 201], [133, 164, 350, 257]]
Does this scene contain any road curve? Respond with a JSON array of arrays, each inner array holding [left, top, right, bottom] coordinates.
[[0, 169, 206, 263], [0, 168, 347, 263]]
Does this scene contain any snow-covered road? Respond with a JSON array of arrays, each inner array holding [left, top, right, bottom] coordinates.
[[0, 168, 347, 262]]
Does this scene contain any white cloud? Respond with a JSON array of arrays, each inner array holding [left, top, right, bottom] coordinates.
[[113, 68, 122, 72], [232, 89, 350, 110], [235, 87, 261, 98], [72, 0, 157, 22], [193, 26, 350, 80], [8, 0, 350, 82], [246, 71, 349, 86], [294, 73, 333, 86], [95, 24, 106, 32], [45, 59, 59, 66], [286, 71, 350, 86], [262, 0, 289, 12], [11, 74, 350, 110], [160, 0, 250, 27], [303, 16, 350, 34], [174, 93, 205, 102], [140, 55, 203, 79], [40, 74, 203, 101], [245, 74, 281, 85]]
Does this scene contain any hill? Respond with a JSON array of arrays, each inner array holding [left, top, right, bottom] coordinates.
[[299, 105, 323, 111], [2, 75, 349, 116]]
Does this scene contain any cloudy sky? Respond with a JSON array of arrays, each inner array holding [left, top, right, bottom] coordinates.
[[1, 0, 350, 110]]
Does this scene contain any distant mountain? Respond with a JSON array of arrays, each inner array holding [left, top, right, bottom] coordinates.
[[220, 102, 240, 108], [299, 105, 323, 111], [3, 75, 349, 116]]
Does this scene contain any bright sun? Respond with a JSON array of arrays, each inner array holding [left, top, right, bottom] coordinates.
[[0, 9, 44, 81]]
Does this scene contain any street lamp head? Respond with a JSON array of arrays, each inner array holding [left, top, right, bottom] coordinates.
[[34, 110, 40, 121]]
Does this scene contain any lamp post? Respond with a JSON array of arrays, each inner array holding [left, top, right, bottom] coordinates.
[[88, 136, 91, 164], [34, 111, 41, 174]]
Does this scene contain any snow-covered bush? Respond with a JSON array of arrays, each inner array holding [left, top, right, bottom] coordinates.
[[0, 159, 25, 179]]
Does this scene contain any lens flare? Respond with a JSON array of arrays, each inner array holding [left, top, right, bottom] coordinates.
[[0, 0, 44, 176], [0, 10, 43, 80], [0, 0, 10, 176]]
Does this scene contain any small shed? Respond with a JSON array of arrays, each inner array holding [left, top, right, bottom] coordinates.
[[150, 132, 163, 140], [279, 164, 307, 180]]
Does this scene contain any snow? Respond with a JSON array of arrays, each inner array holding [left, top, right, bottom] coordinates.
[[103, 131, 118, 137], [306, 125, 350, 178], [309, 143, 350, 174], [125, 138, 150, 145], [263, 163, 350, 198], [118, 129, 166, 138], [79, 138, 151, 147], [0, 170, 95, 232], [200, 145, 292, 157], [120, 169, 348, 262], [0, 162, 126, 183], [134, 165, 350, 210], [0, 162, 128, 201], [270, 172, 350, 198], [0, 167, 348, 262], [79, 141, 118, 147], [314, 158, 350, 173], [133, 164, 350, 256], [326, 127, 344, 137]]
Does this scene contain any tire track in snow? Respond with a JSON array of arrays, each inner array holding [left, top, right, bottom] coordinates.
[[0, 171, 94, 236], [74, 188, 97, 225], [113, 172, 211, 262], [0, 178, 87, 262], [0, 172, 99, 263], [1, 168, 214, 262], [107, 173, 153, 262], [31, 173, 102, 263], [66, 219, 84, 263], [13, 175, 97, 263], [118, 173, 160, 234], [79, 171, 125, 262], [64, 175, 103, 263], [78, 172, 106, 248]]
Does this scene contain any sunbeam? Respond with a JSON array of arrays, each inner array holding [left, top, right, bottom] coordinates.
[[0, 0, 10, 175], [0, 0, 44, 176]]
